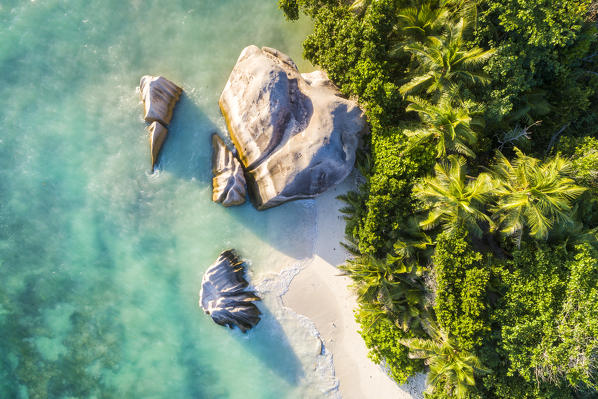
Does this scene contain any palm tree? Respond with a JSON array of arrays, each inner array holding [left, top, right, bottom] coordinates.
[[414, 155, 494, 237], [400, 326, 487, 398], [395, 1, 450, 42], [338, 185, 369, 255], [443, 0, 481, 29], [355, 301, 391, 331], [490, 148, 587, 242], [340, 255, 408, 304], [505, 89, 552, 125], [399, 18, 495, 95], [405, 94, 481, 158], [340, 255, 429, 331], [387, 216, 434, 272]]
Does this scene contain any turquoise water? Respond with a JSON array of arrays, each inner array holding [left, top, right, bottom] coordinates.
[[0, 1, 337, 398]]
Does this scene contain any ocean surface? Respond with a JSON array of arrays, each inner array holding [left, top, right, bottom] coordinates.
[[0, 1, 339, 398]]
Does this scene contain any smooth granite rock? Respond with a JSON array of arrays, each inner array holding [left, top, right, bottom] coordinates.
[[139, 75, 182, 126], [147, 121, 168, 169], [211, 134, 247, 207], [199, 250, 261, 332], [219, 45, 367, 209]]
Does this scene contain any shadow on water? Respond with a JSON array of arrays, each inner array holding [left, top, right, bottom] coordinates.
[[157, 92, 215, 183], [159, 94, 318, 261], [236, 305, 305, 386], [152, 92, 320, 392]]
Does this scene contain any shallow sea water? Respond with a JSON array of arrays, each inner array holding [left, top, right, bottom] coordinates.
[[0, 1, 339, 398]]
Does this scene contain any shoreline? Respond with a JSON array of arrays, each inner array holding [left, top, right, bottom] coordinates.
[[282, 176, 426, 399]]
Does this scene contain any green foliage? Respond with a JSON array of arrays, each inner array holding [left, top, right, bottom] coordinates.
[[569, 136, 598, 189], [472, 0, 598, 144], [298, 0, 412, 129], [556, 244, 598, 389], [414, 155, 494, 238], [405, 94, 482, 158], [341, 254, 430, 332], [395, 1, 450, 43], [278, 0, 339, 20], [401, 325, 488, 398], [433, 229, 490, 351], [493, 243, 598, 390], [278, 0, 300, 20], [490, 149, 586, 240], [358, 129, 435, 255], [286, 0, 598, 396], [355, 305, 425, 384], [400, 18, 495, 96]]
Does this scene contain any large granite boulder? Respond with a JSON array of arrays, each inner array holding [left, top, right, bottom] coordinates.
[[139, 75, 182, 126], [211, 134, 247, 207], [199, 250, 261, 332], [219, 46, 367, 209]]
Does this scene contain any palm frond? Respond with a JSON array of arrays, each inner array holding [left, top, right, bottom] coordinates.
[[490, 149, 586, 241]]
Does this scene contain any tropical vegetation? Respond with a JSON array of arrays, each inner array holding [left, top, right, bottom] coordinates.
[[279, 0, 598, 397]]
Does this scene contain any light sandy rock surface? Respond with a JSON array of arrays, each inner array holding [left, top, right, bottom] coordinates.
[[139, 75, 182, 126], [219, 46, 367, 209], [146, 121, 168, 169], [211, 134, 247, 207]]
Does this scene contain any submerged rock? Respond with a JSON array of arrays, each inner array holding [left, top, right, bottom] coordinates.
[[199, 250, 261, 332], [219, 45, 367, 209], [211, 134, 247, 207], [147, 121, 168, 169], [139, 75, 182, 126]]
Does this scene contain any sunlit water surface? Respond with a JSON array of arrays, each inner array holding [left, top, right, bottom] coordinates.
[[0, 1, 339, 398]]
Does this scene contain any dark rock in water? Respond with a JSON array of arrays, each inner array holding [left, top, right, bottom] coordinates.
[[219, 45, 367, 209], [211, 134, 247, 207], [199, 250, 261, 332], [139, 75, 182, 126], [147, 121, 168, 169]]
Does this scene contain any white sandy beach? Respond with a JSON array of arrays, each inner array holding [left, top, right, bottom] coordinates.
[[282, 176, 426, 399]]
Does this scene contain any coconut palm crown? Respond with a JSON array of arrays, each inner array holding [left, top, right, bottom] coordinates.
[[414, 155, 494, 237], [395, 1, 450, 42], [400, 326, 487, 398], [405, 94, 481, 158], [490, 148, 587, 241], [400, 18, 495, 95]]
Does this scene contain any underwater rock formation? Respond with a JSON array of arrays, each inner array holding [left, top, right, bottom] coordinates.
[[199, 250, 261, 332], [211, 134, 247, 207], [219, 45, 367, 209]]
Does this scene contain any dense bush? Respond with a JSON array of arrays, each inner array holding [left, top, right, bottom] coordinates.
[[433, 229, 490, 351], [472, 0, 598, 148], [569, 136, 598, 189], [280, 0, 598, 397], [494, 243, 598, 391], [355, 305, 425, 383]]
